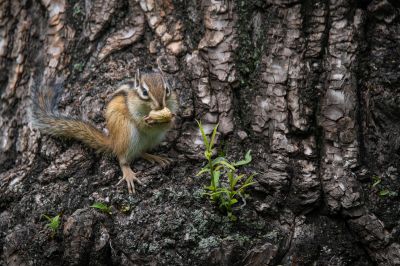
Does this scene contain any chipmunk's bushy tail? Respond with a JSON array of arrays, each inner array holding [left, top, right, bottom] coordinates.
[[31, 83, 111, 153]]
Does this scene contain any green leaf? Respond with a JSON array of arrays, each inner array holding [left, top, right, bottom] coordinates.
[[196, 167, 210, 176], [239, 181, 256, 191], [371, 176, 381, 188], [91, 202, 112, 215], [216, 187, 230, 193], [73, 63, 84, 72], [234, 150, 252, 167], [232, 174, 245, 189], [210, 191, 223, 198], [379, 189, 390, 196], [42, 214, 61, 234], [42, 214, 51, 221], [212, 157, 228, 166], [49, 215, 60, 230], [236, 174, 246, 181], [215, 160, 236, 170], [239, 182, 256, 194], [204, 185, 214, 191], [236, 174, 256, 192], [209, 123, 219, 150], [215, 165, 223, 171], [378, 189, 397, 197], [212, 170, 220, 188], [228, 212, 237, 222], [242, 174, 256, 186], [230, 198, 238, 205], [204, 191, 220, 202], [228, 171, 235, 189], [197, 120, 209, 149]]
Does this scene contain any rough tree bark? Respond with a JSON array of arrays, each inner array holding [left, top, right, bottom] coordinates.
[[1, 0, 400, 265]]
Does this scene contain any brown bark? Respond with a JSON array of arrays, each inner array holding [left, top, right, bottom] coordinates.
[[1, 0, 400, 265]]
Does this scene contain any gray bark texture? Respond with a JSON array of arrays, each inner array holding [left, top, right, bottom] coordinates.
[[1, 0, 400, 265]]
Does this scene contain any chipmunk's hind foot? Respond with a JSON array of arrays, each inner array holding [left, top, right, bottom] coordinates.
[[142, 153, 172, 167], [117, 164, 143, 194]]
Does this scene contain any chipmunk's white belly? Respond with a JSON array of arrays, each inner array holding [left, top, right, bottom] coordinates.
[[126, 124, 167, 161]]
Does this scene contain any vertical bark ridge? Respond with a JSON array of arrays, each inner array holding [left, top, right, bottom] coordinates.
[[253, 2, 320, 214], [317, 0, 399, 263]]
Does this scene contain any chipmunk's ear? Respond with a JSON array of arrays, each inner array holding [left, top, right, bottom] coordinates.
[[133, 69, 141, 91], [114, 73, 138, 95]]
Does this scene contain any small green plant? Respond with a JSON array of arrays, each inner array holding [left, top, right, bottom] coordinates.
[[73, 5, 83, 17], [73, 62, 84, 72], [197, 121, 255, 221], [370, 175, 398, 198], [378, 189, 398, 197], [42, 214, 61, 237], [371, 176, 382, 188], [91, 202, 112, 215]]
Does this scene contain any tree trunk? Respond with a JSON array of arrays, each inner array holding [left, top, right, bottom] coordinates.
[[1, 0, 399, 265]]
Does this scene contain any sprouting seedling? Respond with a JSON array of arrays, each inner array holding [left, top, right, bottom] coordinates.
[[73, 5, 83, 16], [378, 189, 398, 197], [90, 202, 112, 215], [371, 176, 381, 188], [73, 62, 84, 72], [42, 214, 61, 237], [370, 175, 398, 197]]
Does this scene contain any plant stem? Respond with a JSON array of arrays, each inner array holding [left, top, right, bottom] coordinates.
[[208, 155, 216, 192]]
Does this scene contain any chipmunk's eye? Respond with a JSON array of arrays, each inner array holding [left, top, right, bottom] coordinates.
[[139, 88, 149, 100], [138, 83, 150, 100]]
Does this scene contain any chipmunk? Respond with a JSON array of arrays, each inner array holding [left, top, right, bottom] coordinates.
[[31, 70, 178, 194]]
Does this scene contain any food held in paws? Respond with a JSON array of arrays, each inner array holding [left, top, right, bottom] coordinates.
[[145, 107, 173, 124]]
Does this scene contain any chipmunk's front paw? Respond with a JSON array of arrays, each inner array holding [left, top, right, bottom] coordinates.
[[117, 170, 143, 194]]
